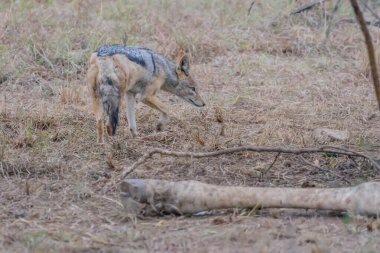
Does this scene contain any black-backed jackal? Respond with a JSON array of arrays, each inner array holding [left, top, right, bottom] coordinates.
[[87, 44, 205, 144]]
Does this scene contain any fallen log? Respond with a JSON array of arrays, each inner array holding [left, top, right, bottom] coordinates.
[[120, 179, 380, 216]]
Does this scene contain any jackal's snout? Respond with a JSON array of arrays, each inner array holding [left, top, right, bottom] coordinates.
[[178, 79, 205, 107]]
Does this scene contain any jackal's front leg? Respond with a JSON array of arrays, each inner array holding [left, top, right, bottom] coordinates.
[[125, 92, 138, 137], [142, 96, 170, 131]]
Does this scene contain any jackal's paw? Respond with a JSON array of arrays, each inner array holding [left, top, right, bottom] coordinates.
[[156, 123, 166, 132], [130, 128, 138, 138], [97, 137, 105, 145]]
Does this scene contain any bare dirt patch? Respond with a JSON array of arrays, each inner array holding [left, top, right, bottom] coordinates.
[[1, 0, 380, 252]]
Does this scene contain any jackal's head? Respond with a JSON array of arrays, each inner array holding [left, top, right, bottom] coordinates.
[[174, 50, 205, 107]]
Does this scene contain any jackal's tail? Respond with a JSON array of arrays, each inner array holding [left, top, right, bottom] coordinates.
[[100, 76, 120, 135]]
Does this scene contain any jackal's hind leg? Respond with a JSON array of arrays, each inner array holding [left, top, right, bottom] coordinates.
[[126, 92, 138, 137], [105, 116, 111, 143], [90, 89, 106, 143], [142, 96, 170, 131], [90, 96, 106, 144], [97, 106, 108, 144], [87, 64, 106, 144]]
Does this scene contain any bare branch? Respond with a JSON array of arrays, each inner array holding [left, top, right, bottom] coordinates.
[[120, 145, 380, 179], [350, 0, 380, 110]]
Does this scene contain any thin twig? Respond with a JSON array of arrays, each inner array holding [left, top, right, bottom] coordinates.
[[350, 0, 380, 110], [122, 32, 128, 46], [291, 0, 329, 15], [325, 145, 380, 172], [299, 155, 351, 184], [339, 18, 380, 28], [121, 145, 380, 179], [0, 161, 8, 178], [340, 18, 380, 28], [247, 1, 255, 16], [359, 0, 380, 22], [323, 0, 342, 45], [348, 156, 360, 168], [261, 152, 281, 180], [95, 194, 124, 208]]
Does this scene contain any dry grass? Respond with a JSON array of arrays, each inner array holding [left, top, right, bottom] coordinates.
[[1, 0, 380, 252]]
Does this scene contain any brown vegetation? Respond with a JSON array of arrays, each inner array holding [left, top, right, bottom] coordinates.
[[1, 0, 380, 252]]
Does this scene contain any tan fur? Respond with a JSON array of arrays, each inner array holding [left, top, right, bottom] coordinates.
[[120, 179, 380, 216], [175, 50, 188, 79], [87, 49, 205, 144]]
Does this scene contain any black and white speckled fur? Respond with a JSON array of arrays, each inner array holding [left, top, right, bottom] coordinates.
[[96, 44, 180, 95]]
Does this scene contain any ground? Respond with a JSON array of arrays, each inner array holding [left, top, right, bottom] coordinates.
[[1, 0, 380, 252]]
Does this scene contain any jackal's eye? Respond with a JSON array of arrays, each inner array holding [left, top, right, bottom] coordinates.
[[190, 87, 196, 92]]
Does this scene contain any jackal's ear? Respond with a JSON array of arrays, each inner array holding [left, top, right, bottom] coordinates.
[[175, 50, 190, 76]]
